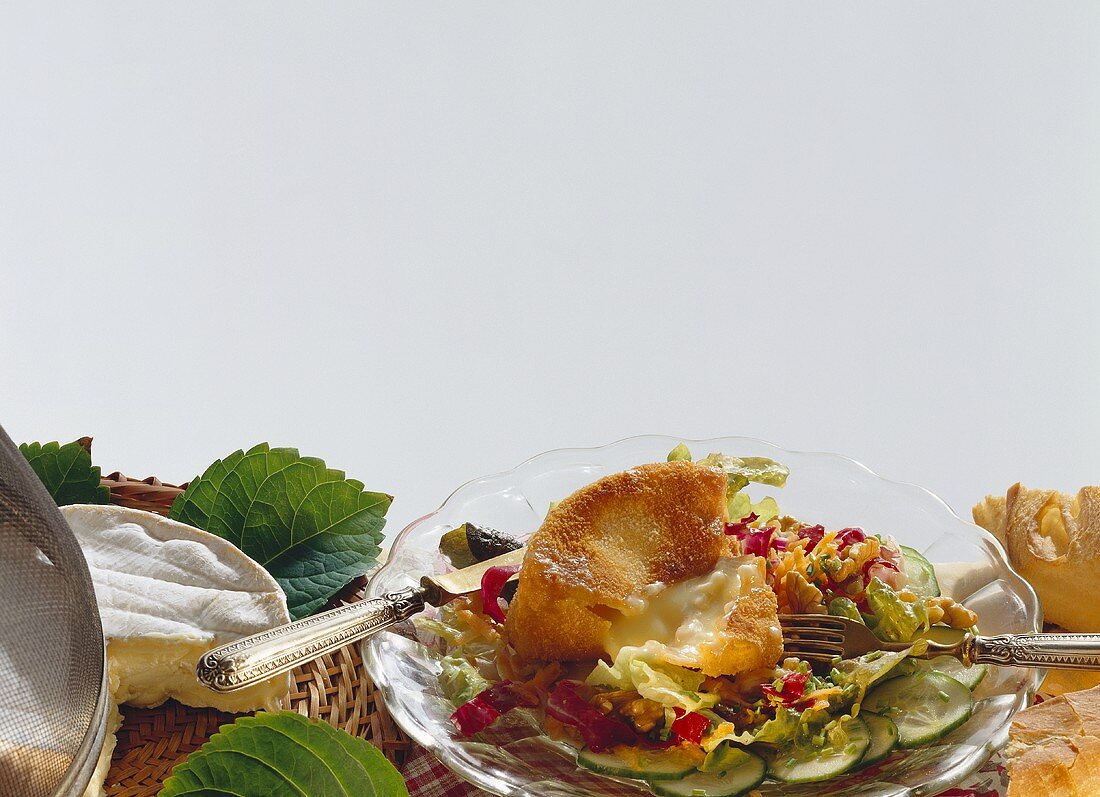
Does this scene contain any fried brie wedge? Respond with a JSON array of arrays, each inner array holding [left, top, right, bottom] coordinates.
[[504, 461, 782, 676]]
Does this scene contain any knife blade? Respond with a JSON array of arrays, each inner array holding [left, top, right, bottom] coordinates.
[[421, 546, 525, 605]]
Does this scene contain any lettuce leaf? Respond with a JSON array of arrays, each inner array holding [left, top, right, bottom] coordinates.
[[159, 711, 408, 797], [751, 706, 802, 744], [169, 443, 391, 620], [866, 577, 930, 642], [586, 645, 718, 712], [664, 447, 788, 518], [667, 443, 693, 462], [20, 439, 110, 506], [439, 655, 492, 705], [696, 453, 790, 492], [727, 492, 780, 524], [827, 597, 864, 624], [830, 640, 927, 714]]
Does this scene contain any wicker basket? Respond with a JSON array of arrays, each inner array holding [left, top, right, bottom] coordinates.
[[100, 472, 412, 795]]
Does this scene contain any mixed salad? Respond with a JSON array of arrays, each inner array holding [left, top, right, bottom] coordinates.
[[417, 447, 985, 796]]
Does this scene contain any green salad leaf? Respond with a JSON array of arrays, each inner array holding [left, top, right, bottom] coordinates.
[[727, 492, 780, 524], [666, 446, 789, 520], [696, 452, 790, 492], [831, 640, 927, 714], [667, 443, 693, 462], [750, 705, 802, 744], [587, 644, 718, 712], [20, 439, 110, 506], [169, 443, 391, 620], [827, 596, 864, 624], [866, 577, 930, 642], [158, 711, 408, 797], [439, 654, 492, 705]]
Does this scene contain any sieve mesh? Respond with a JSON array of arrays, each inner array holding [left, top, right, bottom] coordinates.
[[0, 425, 107, 797]]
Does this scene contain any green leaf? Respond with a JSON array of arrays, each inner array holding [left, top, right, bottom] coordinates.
[[827, 597, 864, 624], [666, 443, 692, 462], [697, 453, 790, 490], [586, 644, 718, 712], [865, 577, 930, 643], [830, 640, 927, 714], [158, 711, 408, 797], [169, 444, 391, 620], [19, 439, 110, 506]]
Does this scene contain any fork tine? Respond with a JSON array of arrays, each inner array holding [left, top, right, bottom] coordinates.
[[779, 627, 845, 643], [778, 614, 846, 631], [781, 639, 844, 657]]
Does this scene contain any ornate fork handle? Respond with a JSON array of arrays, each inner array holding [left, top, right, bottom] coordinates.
[[966, 633, 1100, 669], [196, 587, 425, 693]]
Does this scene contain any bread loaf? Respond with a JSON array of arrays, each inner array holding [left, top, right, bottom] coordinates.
[[974, 484, 1100, 695], [1006, 685, 1100, 797]]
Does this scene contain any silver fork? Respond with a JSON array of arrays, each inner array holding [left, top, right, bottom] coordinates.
[[779, 614, 1100, 670]]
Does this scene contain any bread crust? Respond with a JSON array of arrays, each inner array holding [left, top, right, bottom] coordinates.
[[504, 461, 731, 662], [997, 484, 1100, 633], [1007, 685, 1100, 797], [974, 484, 1100, 695]]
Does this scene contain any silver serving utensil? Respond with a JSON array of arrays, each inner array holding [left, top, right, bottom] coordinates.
[[779, 613, 1100, 669], [196, 547, 525, 694]]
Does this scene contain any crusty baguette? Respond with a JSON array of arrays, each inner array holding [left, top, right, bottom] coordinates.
[[974, 484, 1100, 634], [1007, 685, 1100, 797], [974, 484, 1100, 695]]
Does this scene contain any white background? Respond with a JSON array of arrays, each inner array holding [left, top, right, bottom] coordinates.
[[3, 4, 1098, 541]]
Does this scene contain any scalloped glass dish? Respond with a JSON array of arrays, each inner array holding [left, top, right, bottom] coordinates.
[[363, 436, 1042, 797]]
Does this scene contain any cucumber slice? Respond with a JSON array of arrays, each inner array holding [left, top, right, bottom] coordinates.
[[859, 713, 898, 766], [913, 655, 988, 691], [765, 717, 871, 783], [900, 546, 940, 598], [577, 747, 697, 781], [862, 671, 973, 747], [650, 750, 766, 797]]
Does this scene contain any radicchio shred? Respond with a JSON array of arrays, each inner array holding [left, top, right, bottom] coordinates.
[[796, 524, 825, 551], [835, 527, 866, 550], [724, 512, 758, 536], [450, 680, 539, 736], [726, 515, 785, 557], [480, 565, 521, 623], [862, 556, 901, 586], [545, 681, 643, 752]]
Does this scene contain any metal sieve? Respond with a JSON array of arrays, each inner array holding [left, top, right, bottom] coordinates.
[[0, 424, 108, 797]]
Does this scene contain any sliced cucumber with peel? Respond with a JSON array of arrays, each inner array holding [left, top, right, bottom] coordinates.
[[862, 671, 973, 747], [892, 650, 986, 691], [900, 546, 940, 597], [912, 654, 988, 691], [765, 716, 871, 783], [859, 713, 899, 766], [650, 749, 766, 797], [576, 747, 697, 781]]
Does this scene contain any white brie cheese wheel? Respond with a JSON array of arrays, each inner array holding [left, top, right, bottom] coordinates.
[[62, 504, 293, 797]]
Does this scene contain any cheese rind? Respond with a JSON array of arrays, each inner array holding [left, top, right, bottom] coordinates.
[[62, 505, 293, 797]]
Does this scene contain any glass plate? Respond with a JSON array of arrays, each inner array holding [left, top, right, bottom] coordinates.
[[363, 435, 1042, 797]]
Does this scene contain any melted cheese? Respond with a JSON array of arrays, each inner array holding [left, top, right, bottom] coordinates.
[[604, 556, 781, 670]]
